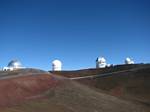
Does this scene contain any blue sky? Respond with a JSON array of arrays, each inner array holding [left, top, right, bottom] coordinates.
[[0, 0, 150, 70]]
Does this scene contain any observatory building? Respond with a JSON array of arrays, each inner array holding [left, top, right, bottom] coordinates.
[[52, 60, 62, 71], [3, 60, 24, 71], [125, 57, 134, 64], [96, 57, 107, 68]]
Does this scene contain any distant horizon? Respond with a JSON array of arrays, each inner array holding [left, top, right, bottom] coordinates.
[[0, 57, 149, 71]]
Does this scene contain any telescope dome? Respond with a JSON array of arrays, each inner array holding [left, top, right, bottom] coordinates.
[[96, 57, 107, 68], [52, 60, 62, 71], [125, 57, 134, 64], [7, 60, 22, 68], [97, 57, 106, 63]]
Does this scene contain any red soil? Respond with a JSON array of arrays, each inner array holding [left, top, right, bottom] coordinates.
[[0, 74, 60, 107], [0, 70, 149, 112]]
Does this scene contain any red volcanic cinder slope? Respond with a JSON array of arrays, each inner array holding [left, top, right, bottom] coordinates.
[[0, 68, 149, 112], [0, 73, 60, 107]]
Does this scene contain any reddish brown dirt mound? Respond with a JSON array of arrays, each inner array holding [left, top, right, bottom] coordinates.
[[0, 74, 60, 107], [0, 77, 148, 112]]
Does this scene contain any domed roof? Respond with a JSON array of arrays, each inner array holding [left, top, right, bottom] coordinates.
[[125, 57, 131, 62], [7, 60, 22, 68], [96, 57, 106, 63], [125, 57, 134, 64], [52, 60, 62, 66]]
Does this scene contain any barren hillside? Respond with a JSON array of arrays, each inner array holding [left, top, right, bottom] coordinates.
[[0, 68, 149, 112], [53, 64, 150, 108]]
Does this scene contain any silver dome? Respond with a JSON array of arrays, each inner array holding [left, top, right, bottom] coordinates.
[[7, 60, 22, 68]]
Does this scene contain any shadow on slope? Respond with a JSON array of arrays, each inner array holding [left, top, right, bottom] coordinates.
[[74, 67, 150, 106]]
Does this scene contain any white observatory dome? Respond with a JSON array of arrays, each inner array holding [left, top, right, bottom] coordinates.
[[7, 60, 22, 68], [52, 60, 62, 71], [96, 57, 107, 68], [125, 57, 134, 64], [97, 57, 106, 63]]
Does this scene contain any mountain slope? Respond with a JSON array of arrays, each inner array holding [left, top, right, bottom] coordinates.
[[0, 69, 149, 112], [0, 76, 148, 112], [74, 67, 150, 105]]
